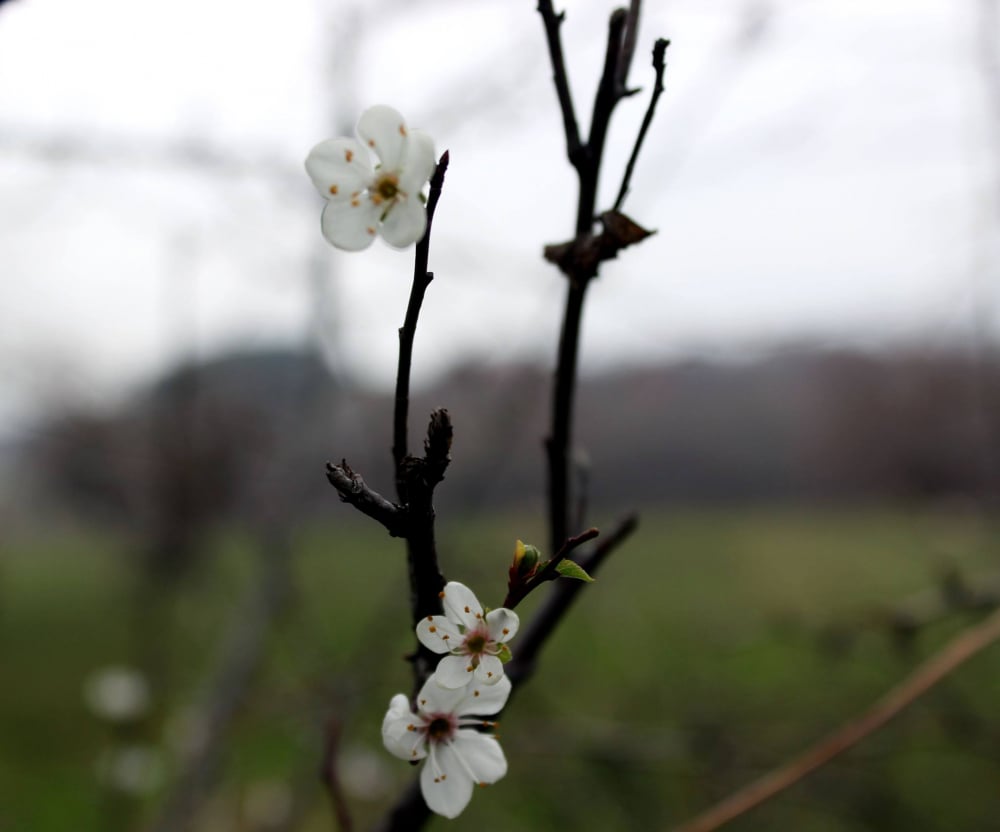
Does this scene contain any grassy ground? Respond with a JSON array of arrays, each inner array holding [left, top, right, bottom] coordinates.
[[2, 505, 999, 831]]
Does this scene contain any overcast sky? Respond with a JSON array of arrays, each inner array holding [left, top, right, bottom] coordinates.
[[1, 0, 997, 433]]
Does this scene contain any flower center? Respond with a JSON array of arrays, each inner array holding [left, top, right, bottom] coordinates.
[[371, 173, 400, 205], [465, 633, 487, 655], [427, 716, 453, 742]]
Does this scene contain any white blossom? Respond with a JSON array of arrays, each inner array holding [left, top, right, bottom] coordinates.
[[305, 105, 436, 251], [417, 582, 519, 688], [83, 665, 151, 723], [382, 675, 510, 818]]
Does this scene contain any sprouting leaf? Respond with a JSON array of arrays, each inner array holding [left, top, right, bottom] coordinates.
[[555, 559, 594, 582]]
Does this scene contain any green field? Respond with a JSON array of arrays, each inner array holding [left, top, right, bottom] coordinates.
[[3, 506, 999, 831]]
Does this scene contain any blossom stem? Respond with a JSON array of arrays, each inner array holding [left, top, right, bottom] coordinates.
[[393, 151, 450, 473]]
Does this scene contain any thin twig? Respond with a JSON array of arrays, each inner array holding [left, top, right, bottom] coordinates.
[[615, 0, 643, 95], [614, 38, 669, 211], [507, 514, 637, 687], [537, 0, 584, 168], [578, 7, 628, 232], [325, 460, 405, 536], [393, 151, 450, 475], [672, 606, 1000, 832], [503, 527, 600, 609]]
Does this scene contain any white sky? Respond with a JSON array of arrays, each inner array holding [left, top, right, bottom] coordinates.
[[0, 0, 997, 432]]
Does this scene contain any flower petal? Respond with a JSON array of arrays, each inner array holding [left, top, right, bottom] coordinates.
[[432, 654, 476, 690], [474, 654, 503, 684], [357, 105, 408, 171], [441, 582, 484, 630], [320, 198, 380, 251], [305, 137, 372, 199], [457, 675, 511, 717], [452, 732, 507, 785], [398, 128, 437, 194], [380, 198, 427, 248], [416, 676, 466, 715], [421, 743, 474, 819], [416, 615, 460, 654], [382, 694, 427, 762], [486, 608, 519, 643]]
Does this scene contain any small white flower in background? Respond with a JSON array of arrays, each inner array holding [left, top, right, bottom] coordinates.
[[305, 105, 436, 251], [95, 744, 164, 796], [417, 582, 519, 689], [83, 665, 151, 723], [382, 675, 510, 818]]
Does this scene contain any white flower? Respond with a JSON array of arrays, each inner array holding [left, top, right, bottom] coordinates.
[[83, 665, 152, 723], [382, 675, 510, 818], [416, 581, 519, 688], [305, 105, 436, 251]]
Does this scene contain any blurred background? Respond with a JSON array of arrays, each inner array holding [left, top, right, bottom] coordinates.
[[3, 0, 1000, 829]]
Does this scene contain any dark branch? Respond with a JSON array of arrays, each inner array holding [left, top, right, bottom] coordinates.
[[371, 779, 429, 832], [537, 0, 584, 168], [615, 0, 643, 96], [325, 460, 406, 537], [614, 38, 670, 211], [393, 151, 450, 475]]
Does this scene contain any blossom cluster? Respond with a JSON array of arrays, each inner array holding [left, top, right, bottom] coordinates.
[[381, 582, 520, 818], [306, 111, 522, 818]]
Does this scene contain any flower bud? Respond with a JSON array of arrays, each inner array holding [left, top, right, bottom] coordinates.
[[512, 540, 540, 577]]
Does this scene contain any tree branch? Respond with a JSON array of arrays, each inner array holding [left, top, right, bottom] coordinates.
[[325, 460, 406, 536], [614, 38, 669, 211], [393, 151, 450, 475], [672, 605, 1000, 832], [537, 0, 584, 169]]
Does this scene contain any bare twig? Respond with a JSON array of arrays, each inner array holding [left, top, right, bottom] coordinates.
[[393, 151, 450, 474], [541, 1, 664, 558], [537, 0, 584, 168], [325, 460, 405, 536], [614, 38, 670, 211], [672, 606, 1000, 832], [616, 0, 643, 95]]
